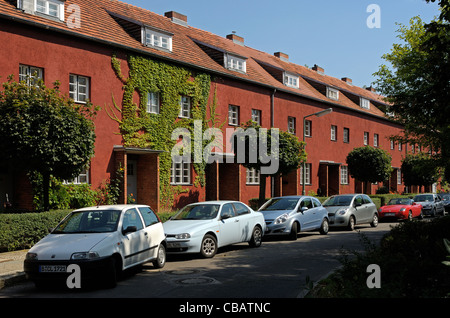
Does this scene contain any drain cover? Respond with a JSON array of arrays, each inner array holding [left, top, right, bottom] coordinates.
[[175, 277, 216, 285]]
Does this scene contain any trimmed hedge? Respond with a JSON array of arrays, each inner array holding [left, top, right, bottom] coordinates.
[[0, 210, 70, 252]]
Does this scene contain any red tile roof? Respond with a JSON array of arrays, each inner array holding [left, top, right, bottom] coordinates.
[[1, 0, 389, 118]]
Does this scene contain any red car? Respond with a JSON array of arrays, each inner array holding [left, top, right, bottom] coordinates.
[[379, 198, 424, 221]]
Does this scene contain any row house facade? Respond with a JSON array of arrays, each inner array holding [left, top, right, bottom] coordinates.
[[0, 0, 416, 212]]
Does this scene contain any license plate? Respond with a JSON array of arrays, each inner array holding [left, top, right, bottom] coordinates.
[[39, 265, 67, 273], [168, 242, 181, 248], [385, 213, 395, 216]]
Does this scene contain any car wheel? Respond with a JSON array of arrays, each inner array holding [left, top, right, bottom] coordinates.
[[419, 209, 424, 220], [200, 234, 217, 258], [319, 218, 329, 235], [347, 215, 356, 231], [370, 213, 378, 227], [152, 243, 166, 269], [289, 222, 298, 240], [248, 226, 262, 247], [407, 211, 413, 221]]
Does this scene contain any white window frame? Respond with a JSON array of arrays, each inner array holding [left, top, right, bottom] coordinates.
[[251, 109, 261, 125], [360, 97, 370, 109], [374, 133, 379, 147], [246, 168, 260, 185], [35, 0, 64, 20], [288, 116, 296, 135], [179, 96, 191, 118], [225, 53, 246, 73], [19, 64, 43, 87], [170, 159, 191, 185], [69, 74, 90, 103], [144, 27, 173, 52], [300, 163, 311, 185], [331, 125, 337, 141], [304, 120, 312, 137], [343, 128, 350, 143], [228, 105, 239, 126], [146, 92, 160, 114], [397, 169, 402, 185], [64, 169, 89, 185], [341, 166, 349, 185], [390, 140, 394, 150], [398, 142, 402, 151], [284, 72, 299, 89], [364, 132, 369, 146], [326, 87, 339, 100]]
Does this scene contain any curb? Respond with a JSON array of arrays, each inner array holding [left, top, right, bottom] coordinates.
[[0, 271, 27, 290]]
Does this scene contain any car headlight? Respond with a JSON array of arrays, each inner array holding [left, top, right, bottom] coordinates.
[[400, 208, 406, 212], [71, 251, 100, 260], [175, 233, 191, 239], [337, 209, 348, 215], [275, 213, 289, 224], [26, 252, 38, 260]]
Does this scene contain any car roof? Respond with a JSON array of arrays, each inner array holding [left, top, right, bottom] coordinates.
[[73, 204, 150, 212]]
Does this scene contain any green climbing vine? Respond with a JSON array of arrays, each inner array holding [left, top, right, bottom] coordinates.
[[108, 54, 219, 210]]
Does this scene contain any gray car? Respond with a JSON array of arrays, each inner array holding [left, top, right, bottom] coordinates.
[[323, 194, 379, 230], [413, 193, 445, 216], [258, 196, 329, 240]]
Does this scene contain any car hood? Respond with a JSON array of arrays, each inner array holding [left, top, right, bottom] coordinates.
[[259, 210, 293, 220], [163, 219, 215, 235], [29, 233, 113, 261], [380, 205, 405, 212], [323, 206, 349, 214]]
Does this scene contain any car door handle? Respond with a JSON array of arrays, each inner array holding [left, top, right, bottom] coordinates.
[[144, 232, 148, 236], [235, 219, 239, 223]]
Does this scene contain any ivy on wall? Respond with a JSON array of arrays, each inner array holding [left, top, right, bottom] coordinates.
[[109, 54, 217, 210]]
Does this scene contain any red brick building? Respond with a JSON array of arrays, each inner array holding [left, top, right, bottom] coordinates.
[[0, 0, 414, 212]]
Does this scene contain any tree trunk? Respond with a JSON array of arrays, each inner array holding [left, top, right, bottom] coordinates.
[[258, 174, 267, 209], [42, 171, 50, 211]]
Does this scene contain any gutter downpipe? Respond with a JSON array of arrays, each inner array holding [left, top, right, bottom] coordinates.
[[271, 88, 276, 198]]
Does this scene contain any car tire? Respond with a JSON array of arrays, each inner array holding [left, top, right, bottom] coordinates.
[[248, 226, 262, 247], [419, 209, 424, 219], [200, 234, 217, 258], [407, 211, 413, 221], [370, 213, 378, 227], [319, 218, 329, 235], [152, 243, 166, 269], [347, 215, 356, 231], [289, 222, 298, 240]]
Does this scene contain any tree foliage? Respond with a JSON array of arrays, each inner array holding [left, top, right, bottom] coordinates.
[[0, 77, 97, 211], [401, 152, 440, 187]]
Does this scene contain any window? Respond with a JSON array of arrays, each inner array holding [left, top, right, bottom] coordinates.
[[331, 125, 337, 141], [170, 159, 191, 185], [300, 197, 313, 209], [146, 92, 160, 114], [343, 128, 350, 143], [228, 105, 239, 126], [288, 117, 296, 135], [138, 207, 160, 227], [246, 168, 260, 185], [122, 209, 144, 232], [179, 96, 191, 118], [364, 132, 369, 145], [341, 166, 349, 185], [360, 97, 370, 109], [19, 64, 43, 87], [284, 72, 299, 88], [144, 28, 172, 51], [390, 140, 394, 150], [304, 120, 312, 137], [35, 0, 64, 20], [64, 169, 89, 184], [374, 134, 379, 147], [398, 142, 402, 151], [69, 74, 90, 103], [397, 169, 402, 185], [225, 54, 246, 73], [233, 202, 250, 215], [300, 163, 311, 185], [221, 203, 236, 218], [251, 109, 261, 125], [326, 87, 339, 100]]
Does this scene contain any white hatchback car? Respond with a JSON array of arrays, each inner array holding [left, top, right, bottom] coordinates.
[[24, 205, 166, 288]]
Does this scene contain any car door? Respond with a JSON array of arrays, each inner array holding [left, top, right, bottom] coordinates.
[[436, 195, 445, 213], [362, 195, 376, 221], [218, 203, 240, 246], [138, 206, 163, 261], [312, 198, 325, 228], [232, 202, 252, 242], [298, 197, 315, 230], [120, 208, 148, 268], [353, 195, 367, 223]]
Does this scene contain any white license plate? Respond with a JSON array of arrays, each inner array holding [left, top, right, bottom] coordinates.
[[39, 265, 67, 273]]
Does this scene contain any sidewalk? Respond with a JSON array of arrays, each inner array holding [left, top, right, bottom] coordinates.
[[0, 250, 28, 289]]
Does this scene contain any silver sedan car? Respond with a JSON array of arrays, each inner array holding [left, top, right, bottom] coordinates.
[[323, 194, 379, 230]]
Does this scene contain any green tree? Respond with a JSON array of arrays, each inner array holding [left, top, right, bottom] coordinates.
[[233, 120, 306, 207], [0, 77, 97, 211], [346, 146, 393, 194], [373, 0, 450, 180], [401, 153, 439, 188]]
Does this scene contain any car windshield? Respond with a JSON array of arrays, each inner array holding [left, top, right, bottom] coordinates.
[[172, 204, 220, 220], [52, 210, 121, 234], [388, 198, 412, 205], [441, 194, 450, 201], [259, 198, 300, 211], [414, 195, 433, 202], [322, 195, 354, 207]]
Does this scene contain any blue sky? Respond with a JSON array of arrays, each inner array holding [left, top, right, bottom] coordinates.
[[127, 0, 440, 88]]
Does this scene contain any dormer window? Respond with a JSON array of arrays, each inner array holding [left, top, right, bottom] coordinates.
[[326, 87, 339, 100], [18, 0, 65, 21], [284, 72, 299, 89], [144, 27, 173, 52], [225, 53, 246, 73], [360, 97, 370, 109]]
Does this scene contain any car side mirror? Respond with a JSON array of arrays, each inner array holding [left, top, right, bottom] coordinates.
[[354, 202, 362, 207], [221, 214, 231, 220], [299, 207, 308, 213], [122, 225, 137, 235]]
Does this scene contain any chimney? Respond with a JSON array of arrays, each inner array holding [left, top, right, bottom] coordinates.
[[274, 52, 289, 62], [341, 77, 352, 85], [226, 33, 245, 46], [312, 64, 324, 74], [165, 11, 188, 26], [366, 86, 376, 92]]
